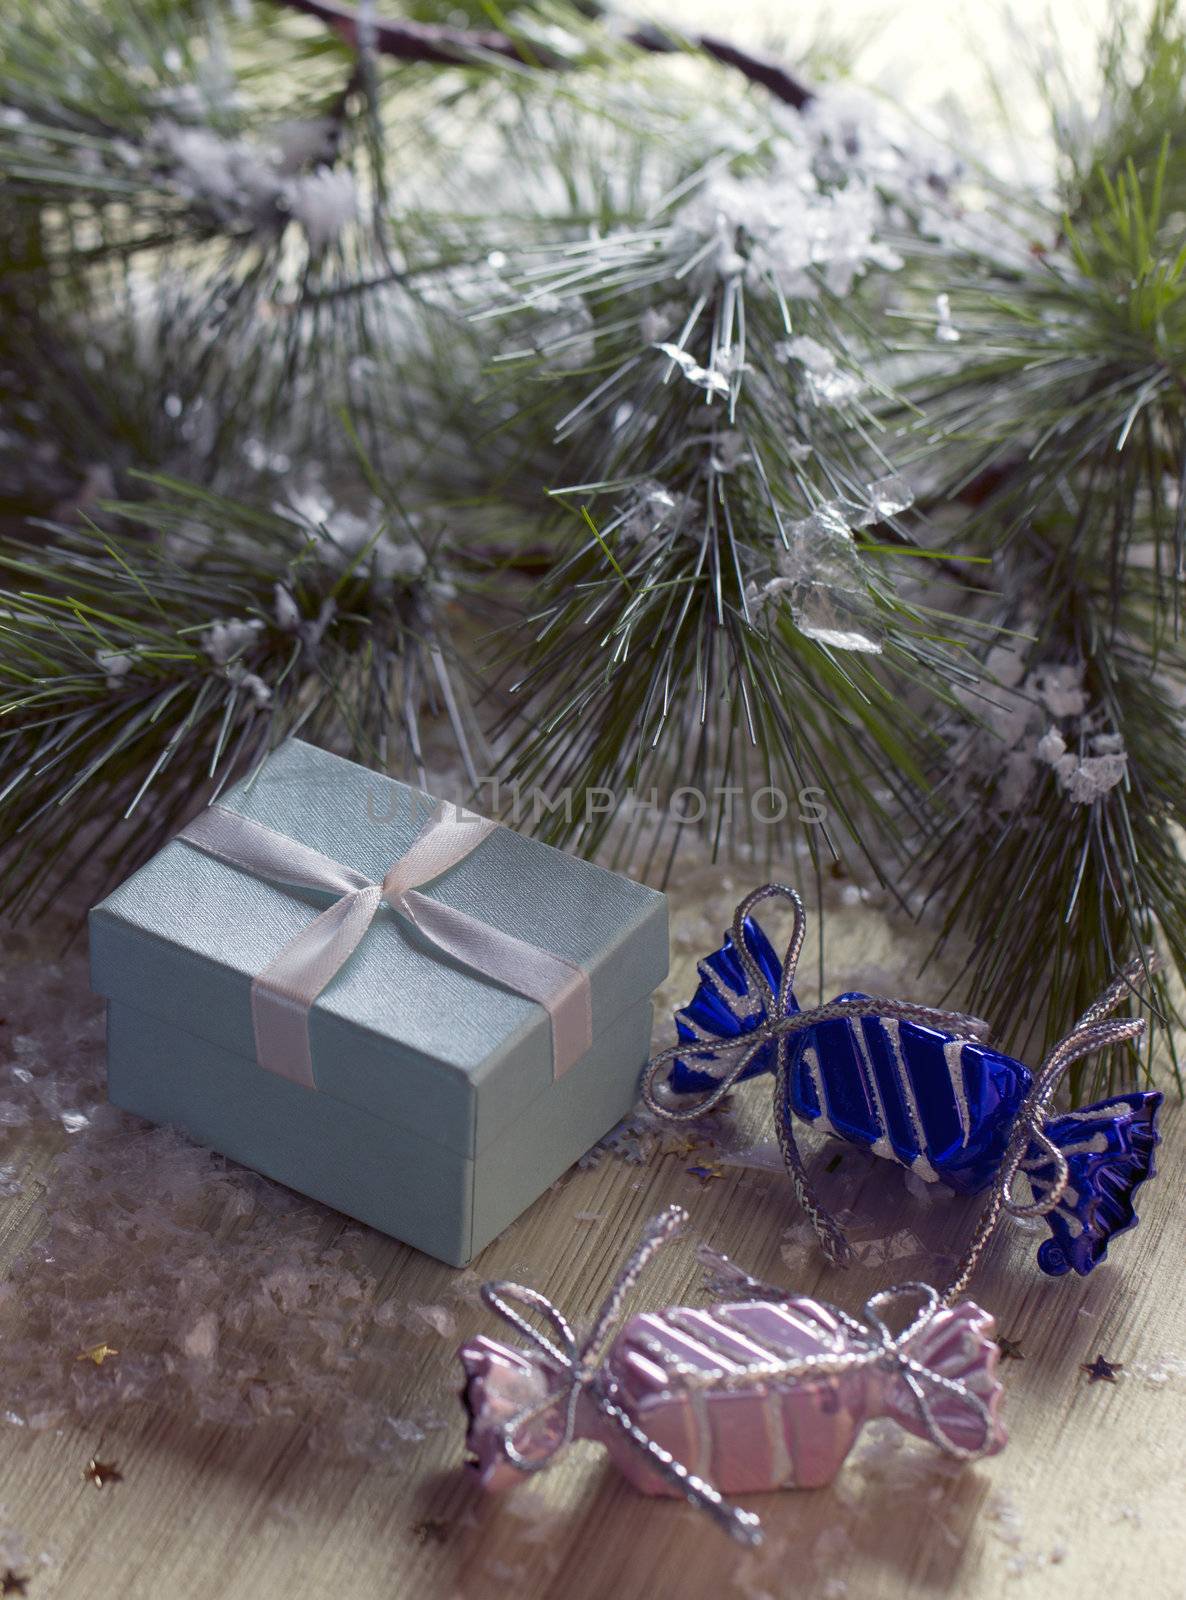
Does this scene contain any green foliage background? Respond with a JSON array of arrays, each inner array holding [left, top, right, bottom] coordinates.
[[2, 0, 1184, 1097]]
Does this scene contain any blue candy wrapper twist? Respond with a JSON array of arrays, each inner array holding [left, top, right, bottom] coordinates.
[[641, 885, 1161, 1281]]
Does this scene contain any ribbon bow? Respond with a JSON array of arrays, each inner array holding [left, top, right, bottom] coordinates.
[[481, 1205, 763, 1547], [178, 798, 593, 1090], [828, 1283, 999, 1461]]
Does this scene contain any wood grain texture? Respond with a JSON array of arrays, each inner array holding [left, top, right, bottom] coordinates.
[[0, 870, 1181, 1600]]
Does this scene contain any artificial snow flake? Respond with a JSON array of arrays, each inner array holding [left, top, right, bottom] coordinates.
[[271, 116, 338, 171], [197, 618, 273, 705], [708, 430, 750, 473], [954, 644, 1131, 815], [855, 475, 914, 526], [802, 85, 962, 199], [155, 122, 282, 219], [638, 305, 673, 343], [753, 501, 883, 654], [273, 583, 301, 632], [272, 585, 337, 659], [655, 342, 730, 397], [675, 141, 903, 303], [934, 293, 960, 343], [286, 167, 358, 252], [228, 667, 272, 708], [95, 650, 133, 689], [1033, 663, 1088, 719], [410, 1304, 456, 1339], [180, 1311, 220, 1361], [199, 617, 263, 665], [152, 120, 358, 250], [1062, 752, 1127, 804], [280, 487, 428, 589], [776, 335, 863, 407], [1035, 719, 1127, 803], [616, 481, 697, 548]]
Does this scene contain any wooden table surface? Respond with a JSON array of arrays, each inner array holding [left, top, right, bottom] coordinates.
[[0, 867, 1182, 1600]]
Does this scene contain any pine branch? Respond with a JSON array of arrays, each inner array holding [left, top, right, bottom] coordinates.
[[270, 0, 815, 108], [883, 9, 1186, 1081], [468, 103, 982, 884], [0, 0, 483, 516], [0, 478, 483, 919]]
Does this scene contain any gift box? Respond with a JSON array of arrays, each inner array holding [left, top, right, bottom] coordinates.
[[89, 739, 668, 1265]]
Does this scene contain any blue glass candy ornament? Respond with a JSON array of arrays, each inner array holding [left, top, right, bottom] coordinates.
[[670, 914, 792, 1089], [643, 884, 1162, 1281], [1023, 1090, 1162, 1276], [786, 998, 1030, 1195]]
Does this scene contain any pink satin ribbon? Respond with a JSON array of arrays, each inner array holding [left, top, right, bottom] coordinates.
[[177, 801, 593, 1090]]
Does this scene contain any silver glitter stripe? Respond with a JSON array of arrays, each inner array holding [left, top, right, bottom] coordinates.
[[883, 1020, 940, 1180], [799, 1044, 833, 1136], [690, 954, 764, 1021], [848, 1014, 894, 1159], [942, 1037, 972, 1146]]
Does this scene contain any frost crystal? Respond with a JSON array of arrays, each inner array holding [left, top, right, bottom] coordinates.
[[615, 481, 698, 550], [655, 342, 731, 397], [281, 487, 428, 589], [756, 502, 882, 654], [200, 617, 264, 665], [952, 649, 1130, 814], [934, 293, 961, 343], [95, 649, 134, 688], [1062, 752, 1127, 804], [287, 168, 358, 251], [856, 475, 914, 526], [152, 121, 357, 250], [777, 335, 863, 408]]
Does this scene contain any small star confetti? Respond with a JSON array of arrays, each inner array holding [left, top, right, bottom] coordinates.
[[996, 1335, 1024, 1361], [686, 1163, 725, 1186], [411, 1518, 450, 1546], [75, 1343, 119, 1366], [1080, 1353, 1123, 1384], [660, 1134, 703, 1158], [0, 1572, 29, 1597], [83, 1457, 123, 1489]]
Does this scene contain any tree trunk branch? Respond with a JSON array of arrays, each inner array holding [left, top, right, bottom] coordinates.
[[272, 0, 815, 110]]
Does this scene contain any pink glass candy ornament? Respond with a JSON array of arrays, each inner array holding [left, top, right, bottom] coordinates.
[[459, 1206, 1005, 1544]]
